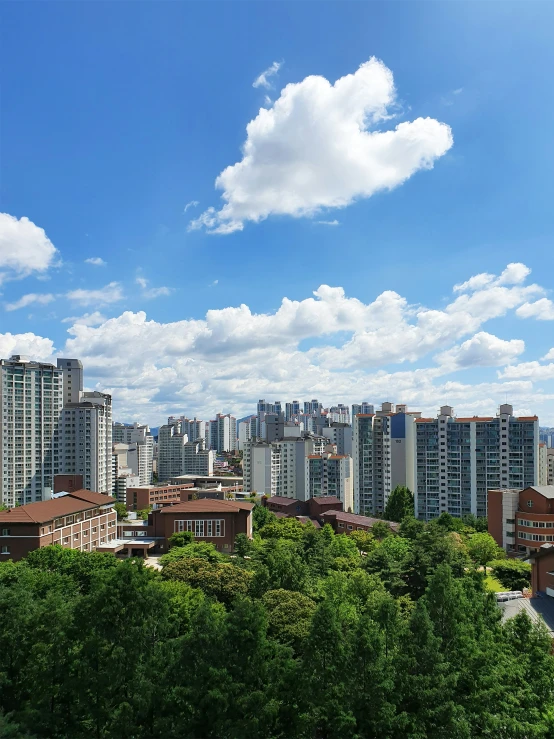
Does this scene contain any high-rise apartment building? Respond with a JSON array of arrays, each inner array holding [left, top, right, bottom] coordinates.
[[322, 423, 353, 456], [183, 438, 214, 476], [352, 402, 375, 417], [58, 391, 113, 494], [415, 404, 539, 520], [112, 422, 153, 486], [243, 435, 328, 500], [158, 421, 188, 480], [352, 403, 419, 516], [307, 453, 354, 510], [238, 415, 257, 450], [0, 356, 63, 506], [210, 413, 236, 453], [112, 442, 140, 503]]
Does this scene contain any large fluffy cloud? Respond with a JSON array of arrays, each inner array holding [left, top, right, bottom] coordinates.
[[189, 58, 453, 234], [0, 213, 58, 283], [4, 262, 553, 424]]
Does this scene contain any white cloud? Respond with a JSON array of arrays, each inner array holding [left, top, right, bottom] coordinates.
[[315, 220, 340, 226], [0, 213, 58, 283], [543, 348, 554, 361], [135, 276, 173, 298], [209, 279, 219, 287], [435, 332, 525, 371], [143, 286, 173, 299], [190, 57, 453, 234], [516, 298, 554, 320], [453, 88, 463, 95], [61, 311, 107, 327], [499, 361, 554, 381], [184, 200, 199, 213], [252, 61, 282, 89], [453, 262, 530, 293], [5, 293, 55, 312], [48, 261, 554, 425], [85, 257, 106, 266], [0, 332, 54, 361], [66, 282, 123, 307]]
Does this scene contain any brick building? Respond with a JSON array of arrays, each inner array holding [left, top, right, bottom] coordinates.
[[528, 544, 554, 596], [320, 509, 400, 535], [126, 483, 194, 510], [147, 499, 253, 553], [488, 485, 554, 554], [264, 495, 344, 518], [0, 489, 117, 561]]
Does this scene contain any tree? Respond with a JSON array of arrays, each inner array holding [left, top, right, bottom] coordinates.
[[262, 589, 316, 652], [234, 532, 253, 557], [348, 528, 375, 553], [259, 516, 307, 541], [161, 557, 253, 605], [371, 520, 392, 540], [252, 504, 275, 532], [168, 530, 194, 548], [383, 485, 415, 523], [491, 558, 531, 591], [467, 532, 502, 568], [113, 502, 128, 520], [160, 541, 225, 566]]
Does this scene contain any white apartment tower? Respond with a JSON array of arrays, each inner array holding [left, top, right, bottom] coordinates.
[[183, 438, 214, 476], [210, 413, 237, 453], [415, 404, 539, 520], [158, 421, 188, 480], [59, 392, 113, 494], [57, 359, 113, 495], [243, 435, 328, 500], [0, 356, 63, 506], [352, 403, 419, 516], [112, 422, 153, 486]]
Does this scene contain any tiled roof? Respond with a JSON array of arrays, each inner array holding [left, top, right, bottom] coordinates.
[[415, 418, 435, 423], [311, 496, 343, 506], [266, 496, 301, 506], [526, 486, 554, 499], [321, 510, 399, 530], [517, 416, 538, 421], [0, 490, 115, 524], [159, 499, 253, 514]]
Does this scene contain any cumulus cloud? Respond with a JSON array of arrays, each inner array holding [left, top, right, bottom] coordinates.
[[435, 332, 525, 371], [0, 332, 55, 361], [61, 312, 107, 327], [66, 282, 123, 307], [135, 277, 173, 299], [499, 361, 554, 381], [252, 61, 282, 89], [46, 261, 554, 424], [189, 57, 453, 234], [184, 200, 199, 212], [453, 262, 531, 293], [516, 298, 554, 320], [5, 293, 55, 312], [0, 213, 58, 283], [85, 257, 106, 266]]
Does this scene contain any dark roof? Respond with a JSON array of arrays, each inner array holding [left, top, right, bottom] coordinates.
[[526, 486, 554, 499], [528, 543, 554, 561], [297, 516, 321, 528], [311, 496, 343, 506], [159, 499, 253, 514], [321, 510, 399, 531], [266, 496, 302, 507], [0, 490, 115, 524]]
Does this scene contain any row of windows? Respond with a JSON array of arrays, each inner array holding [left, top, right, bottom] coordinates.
[[518, 532, 554, 542], [174, 519, 225, 537], [518, 519, 554, 528]]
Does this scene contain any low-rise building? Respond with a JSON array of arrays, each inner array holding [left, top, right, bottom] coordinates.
[[126, 483, 195, 511], [488, 485, 554, 554], [0, 489, 117, 561], [320, 509, 399, 535], [528, 543, 554, 597], [148, 499, 253, 553]]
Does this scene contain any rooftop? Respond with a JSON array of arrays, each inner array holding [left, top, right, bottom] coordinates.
[[158, 499, 253, 514], [0, 489, 115, 524], [526, 485, 554, 500], [321, 509, 399, 531]]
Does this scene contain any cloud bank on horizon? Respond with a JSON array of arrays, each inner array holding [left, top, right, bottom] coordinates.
[[189, 57, 453, 234], [3, 261, 554, 425]]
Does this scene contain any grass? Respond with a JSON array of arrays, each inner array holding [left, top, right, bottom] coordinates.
[[484, 574, 505, 593]]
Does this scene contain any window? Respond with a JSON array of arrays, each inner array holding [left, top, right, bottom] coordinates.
[[1, 528, 10, 536], [63, 537, 69, 544], [347, 525, 353, 530], [527, 499, 534, 508], [92, 527, 97, 533], [1, 546, 9, 554], [74, 533, 79, 540]]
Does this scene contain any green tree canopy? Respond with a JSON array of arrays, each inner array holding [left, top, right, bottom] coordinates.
[[383, 485, 415, 523]]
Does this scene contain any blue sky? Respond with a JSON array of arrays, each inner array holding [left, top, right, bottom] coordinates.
[[1, 1, 554, 424]]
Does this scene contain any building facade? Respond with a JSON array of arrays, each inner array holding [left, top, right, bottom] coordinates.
[[210, 414, 237, 453], [489, 485, 554, 555], [0, 356, 63, 506], [416, 404, 538, 520], [307, 453, 354, 511], [0, 489, 117, 561], [158, 421, 187, 480], [183, 438, 214, 476], [58, 392, 113, 495]]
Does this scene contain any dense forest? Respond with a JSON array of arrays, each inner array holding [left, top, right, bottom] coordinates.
[[0, 501, 552, 739]]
